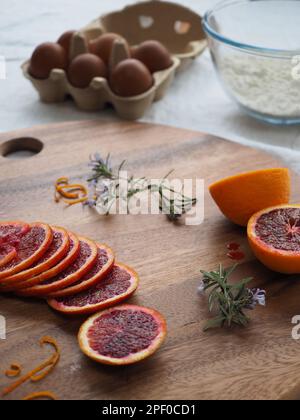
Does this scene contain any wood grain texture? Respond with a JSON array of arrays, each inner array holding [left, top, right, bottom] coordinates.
[[0, 120, 300, 400]]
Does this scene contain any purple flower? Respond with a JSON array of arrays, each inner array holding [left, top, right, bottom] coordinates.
[[246, 288, 266, 310], [88, 153, 104, 169], [88, 179, 98, 189], [83, 199, 96, 208], [90, 152, 103, 164]]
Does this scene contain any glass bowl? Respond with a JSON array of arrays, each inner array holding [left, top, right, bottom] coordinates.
[[203, 0, 300, 125]]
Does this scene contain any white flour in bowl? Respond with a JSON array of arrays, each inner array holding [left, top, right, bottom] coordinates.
[[218, 55, 300, 118]]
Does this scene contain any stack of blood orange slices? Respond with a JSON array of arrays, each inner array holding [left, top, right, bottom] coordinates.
[[0, 220, 139, 311], [0, 221, 166, 365]]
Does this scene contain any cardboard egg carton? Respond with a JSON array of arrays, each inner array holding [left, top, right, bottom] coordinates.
[[22, 0, 207, 120]]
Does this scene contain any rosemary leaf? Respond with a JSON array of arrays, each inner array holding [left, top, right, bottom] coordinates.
[[199, 264, 266, 331]]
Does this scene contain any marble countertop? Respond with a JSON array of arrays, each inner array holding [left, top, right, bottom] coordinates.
[[1, 0, 300, 171]]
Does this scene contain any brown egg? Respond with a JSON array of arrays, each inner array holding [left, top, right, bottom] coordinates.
[[133, 40, 173, 73], [110, 59, 153, 97], [68, 53, 107, 88], [57, 30, 76, 57], [89, 33, 129, 65], [29, 42, 67, 79]]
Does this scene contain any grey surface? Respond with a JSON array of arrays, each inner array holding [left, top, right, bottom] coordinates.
[[1, 0, 300, 171]]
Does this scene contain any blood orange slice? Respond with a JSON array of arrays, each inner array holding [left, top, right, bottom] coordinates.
[[0, 221, 30, 268], [248, 204, 300, 274], [18, 236, 97, 297], [15, 232, 80, 293], [0, 226, 70, 291], [78, 305, 167, 365], [48, 263, 138, 314], [0, 222, 53, 280], [46, 244, 115, 299]]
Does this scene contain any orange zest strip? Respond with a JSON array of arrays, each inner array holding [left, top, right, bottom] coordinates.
[[22, 391, 58, 400], [54, 176, 69, 203], [1, 336, 60, 397], [60, 184, 87, 195], [55, 177, 69, 187], [30, 337, 60, 382], [63, 196, 88, 206], [57, 184, 84, 199], [54, 177, 88, 205], [54, 177, 70, 202], [5, 363, 22, 378]]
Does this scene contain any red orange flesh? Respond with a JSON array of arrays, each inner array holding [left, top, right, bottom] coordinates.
[[0, 222, 53, 280], [248, 204, 300, 274], [46, 243, 115, 299], [0, 221, 30, 268], [0, 246, 17, 268], [78, 305, 167, 366], [16, 232, 80, 293], [47, 263, 138, 314], [0, 226, 70, 291], [18, 236, 97, 297]]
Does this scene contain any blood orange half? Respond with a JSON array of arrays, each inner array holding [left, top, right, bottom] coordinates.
[[0, 226, 70, 291], [0, 222, 53, 280], [0, 221, 30, 268], [248, 204, 300, 274], [78, 305, 167, 366], [18, 236, 98, 297], [47, 263, 138, 314], [46, 244, 115, 299], [15, 232, 80, 292], [209, 168, 290, 226]]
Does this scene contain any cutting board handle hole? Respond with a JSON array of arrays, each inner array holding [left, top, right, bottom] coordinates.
[[0, 137, 43, 159]]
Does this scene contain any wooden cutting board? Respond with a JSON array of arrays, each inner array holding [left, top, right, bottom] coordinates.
[[0, 120, 300, 401]]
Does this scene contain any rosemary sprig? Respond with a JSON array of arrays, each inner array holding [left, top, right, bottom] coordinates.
[[88, 153, 124, 182], [199, 264, 266, 331], [86, 153, 197, 221]]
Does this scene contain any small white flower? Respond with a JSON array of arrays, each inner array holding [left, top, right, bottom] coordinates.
[[198, 280, 206, 295], [246, 288, 266, 310]]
